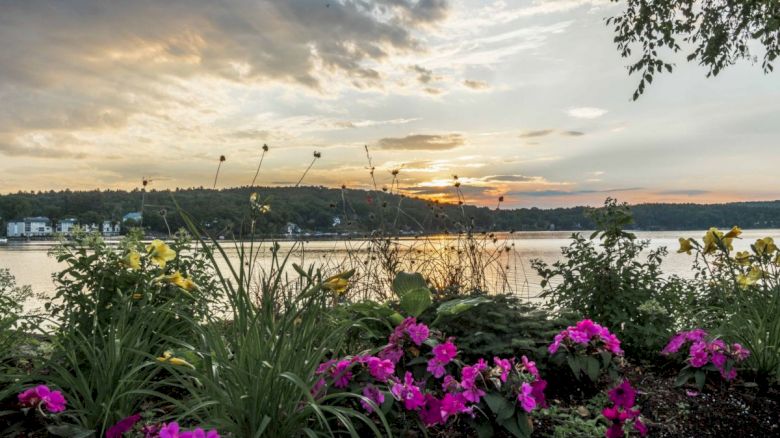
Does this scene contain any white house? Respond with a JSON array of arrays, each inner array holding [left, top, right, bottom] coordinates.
[[56, 218, 78, 235], [123, 212, 143, 223], [102, 220, 121, 236], [285, 222, 301, 236], [6, 217, 53, 237], [332, 216, 342, 227]]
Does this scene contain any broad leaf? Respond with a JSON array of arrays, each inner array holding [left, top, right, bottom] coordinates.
[[392, 272, 428, 298], [399, 288, 432, 317]]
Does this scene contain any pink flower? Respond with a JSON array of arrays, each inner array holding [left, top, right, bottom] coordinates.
[[441, 393, 471, 418], [711, 352, 727, 369], [568, 328, 591, 344], [531, 379, 548, 409], [634, 419, 648, 436], [432, 341, 457, 363], [419, 394, 444, 427], [426, 359, 447, 378], [361, 385, 385, 413], [159, 422, 181, 438], [160, 422, 219, 438], [521, 355, 539, 379], [460, 364, 486, 403], [720, 367, 737, 381], [732, 343, 751, 361], [608, 380, 636, 409], [576, 319, 601, 336], [406, 322, 429, 346], [391, 372, 425, 410], [378, 345, 404, 363], [106, 414, 142, 438], [366, 357, 395, 382], [180, 429, 220, 438], [311, 378, 326, 398], [517, 382, 536, 413], [662, 333, 686, 355], [331, 359, 354, 388], [316, 359, 336, 375], [493, 357, 513, 382], [18, 385, 67, 413], [442, 375, 460, 393], [684, 329, 708, 341], [548, 333, 565, 354], [605, 423, 625, 438], [689, 341, 710, 368]]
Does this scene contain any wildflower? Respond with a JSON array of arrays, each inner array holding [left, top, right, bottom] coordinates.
[[531, 379, 548, 408], [677, 237, 694, 254], [441, 392, 471, 417], [608, 380, 636, 410], [493, 357, 513, 382], [123, 250, 141, 270], [391, 372, 425, 410], [156, 351, 194, 368], [460, 360, 487, 403], [157, 271, 198, 292], [517, 382, 537, 412], [428, 340, 457, 378], [754, 237, 777, 255], [360, 385, 385, 413], [406, 321, 429, 346], [734, 251, 751, 265], [737, 266, 763, 287], [366, 357, 394, 382], [146, 240, 176, 268], [249, 193, 271, 213], [662, 333, 686, 355], [331, 359, 353, 388], [688, 341, 710, 368], [724, 226, 742, 239], [18, 385, 67, 413], [322, 271, 352, 295], [106, 414, 142, 438], [419, 394, 444, 426], [521, 355, 540, 379], [703, 227, 733, 254], [732, 343, 751, 361]]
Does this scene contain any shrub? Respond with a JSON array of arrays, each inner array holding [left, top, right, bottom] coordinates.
[[532, 198, 683, 360]]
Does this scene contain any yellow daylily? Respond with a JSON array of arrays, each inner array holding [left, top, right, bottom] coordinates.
[[677, 238, 694, 255], [702, 227, 733, 254], [754, 237, 777, 256], [156, 351, 194, 368], [123, 250, 141, 270], [146, 240, 176, 268], [132, 292, 144, 300], [737, 266, 763, 287], [724, 226, 742, 239], [156, 271, 198, 292], [734, 251, 751, 266], [322, 270, 354, 295]]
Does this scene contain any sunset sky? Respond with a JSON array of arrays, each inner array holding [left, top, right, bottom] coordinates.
[[1, 0, 778, 208]]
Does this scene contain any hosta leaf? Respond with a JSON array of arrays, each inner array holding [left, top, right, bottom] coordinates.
[[399, 288, 432, 317]]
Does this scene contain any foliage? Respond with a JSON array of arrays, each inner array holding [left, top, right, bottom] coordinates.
[[47, 228, 219, 339], [0, 268, 33, 361], [661, 329, 750, 390], [676, 227, 780, 385], [547, 320, 624, 386], [532, 199, 683, 360], [536, 405, 606, 438], [608, 0, 779, 99], [421, 294, 572, 365]]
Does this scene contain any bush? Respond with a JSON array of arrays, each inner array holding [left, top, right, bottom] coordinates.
[[532, 198, 683, 360]]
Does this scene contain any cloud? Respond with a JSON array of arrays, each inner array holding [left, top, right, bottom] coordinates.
[[510, 187, 642, 197], [377, 133, 465, 150], [562, 130, 585, 136], [463, 79, 490, 90], [657, 189, 711, 196], [483, 175, 537, 182], [410, 65, 437, 84], [519, 129, 555, 138], [566, 107, 608, 119]]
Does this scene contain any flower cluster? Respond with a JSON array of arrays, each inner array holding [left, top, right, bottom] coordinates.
[[602, 381, 647, 438], [314, 318, 547, 430], [159, 422, 219, 438], [17, 385, 67, 413], [662, 329, 750, 380], [549, 319, 624, 356]]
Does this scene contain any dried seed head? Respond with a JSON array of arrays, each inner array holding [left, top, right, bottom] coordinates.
[[219, 155, 226, 162]]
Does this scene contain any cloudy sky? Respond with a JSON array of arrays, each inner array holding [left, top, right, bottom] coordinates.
[[1, 0, 778, 208]]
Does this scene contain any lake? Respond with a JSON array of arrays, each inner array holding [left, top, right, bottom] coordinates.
[[2, 229, 777, 306]]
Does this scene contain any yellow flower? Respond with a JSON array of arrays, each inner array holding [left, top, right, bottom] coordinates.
[[702, 227, 733, 254], [132, 293, 143, 300], [156, 351, 193, 368], [734, 251, 751, 266], [156, 271, 198, 292], [322, 270, 354, 295], [123, 250, 141, 270], [737, 266, 763, 287], [146, 240, 176, 268], [724, 226, 742, 239], [754, 237, 777, 256], [677, 238, 694, 255]]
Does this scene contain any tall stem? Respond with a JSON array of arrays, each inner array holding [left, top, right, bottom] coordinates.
[[213, 162, 223, 189], [250, 150, 266, 187], [296, 158, 317, 187]]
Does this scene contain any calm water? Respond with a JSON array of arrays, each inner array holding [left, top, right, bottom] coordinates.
[[2, 230, 778, 303]]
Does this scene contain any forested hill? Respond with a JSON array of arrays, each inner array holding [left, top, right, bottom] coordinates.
[[1, 187, 779, 235]]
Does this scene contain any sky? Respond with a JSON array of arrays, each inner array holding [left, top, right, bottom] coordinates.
[[1, 0, 778, 208]]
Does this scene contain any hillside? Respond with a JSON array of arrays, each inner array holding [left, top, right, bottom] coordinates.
[[1, 186, 779, 236]]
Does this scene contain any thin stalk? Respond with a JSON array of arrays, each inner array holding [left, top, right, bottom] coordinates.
[[250, 149, 267, 187], [213, 162, 223, 189]]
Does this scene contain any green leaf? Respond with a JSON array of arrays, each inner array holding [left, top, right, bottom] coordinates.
[[433, 296, 492, 324], [694, 370, 705, 390], [674, 370, 692, 387], [399, 288, 432, 317], [392, 272, 428, 298], [585, 356, 600, 382], [567, 355, 582, 379], [484, 392, 510, 416]]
